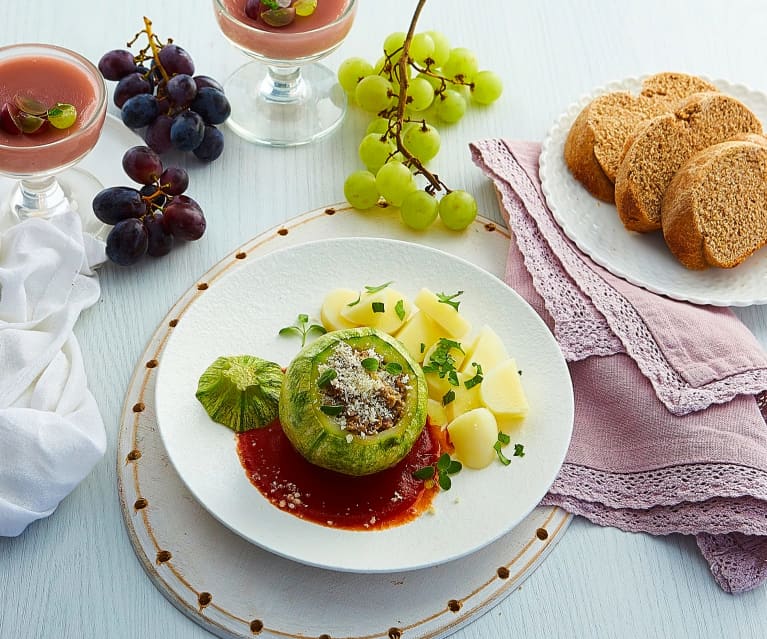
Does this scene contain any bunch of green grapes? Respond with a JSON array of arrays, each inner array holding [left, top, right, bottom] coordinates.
[[338, 28, 502, 232]]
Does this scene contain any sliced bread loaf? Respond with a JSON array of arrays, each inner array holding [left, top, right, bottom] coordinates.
[[614, 92, 763, 232], [564, 73, 717, 203], [662, 137, 767, 269]]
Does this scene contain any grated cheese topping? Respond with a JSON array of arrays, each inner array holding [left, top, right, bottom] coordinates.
[[318, 342, 410, 438]]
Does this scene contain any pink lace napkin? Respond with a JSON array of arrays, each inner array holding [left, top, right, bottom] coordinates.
[[470, 138, 767, 594]]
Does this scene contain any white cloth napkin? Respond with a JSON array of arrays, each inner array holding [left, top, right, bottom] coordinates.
[[0, 210, 106, 536]]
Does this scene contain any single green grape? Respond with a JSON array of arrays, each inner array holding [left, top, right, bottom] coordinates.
[[344, 170, 380, 210], [294, 0, 317, 16], [338, 57, 374, 94], [402, 122, 440, 164], [358, 133, 395, 173], [355, 75, 394, 113], [407, 76, 435, 112], [383, 31, 407, 62], [471, 70, 503, 105], [366, 117, 391, 135], [375, 160, 417, 207], [409, 32, 435, 65], [426, 31, 451, 67], [400, 190, 439, 230], [442, 47, 479, 81], [438, 190, 477, 231], [436, 90, 467, 124], [47, 103, 77, 130]]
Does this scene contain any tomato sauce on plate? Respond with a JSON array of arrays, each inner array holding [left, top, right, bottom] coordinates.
[[236, 420, 443, 530]]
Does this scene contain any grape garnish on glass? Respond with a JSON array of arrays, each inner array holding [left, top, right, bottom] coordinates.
[[98, 18, 230, 163], [94, 146, 205, 266]]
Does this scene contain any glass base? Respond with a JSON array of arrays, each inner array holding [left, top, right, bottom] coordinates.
[[0, 167, 109, 242], [224, 60, 347, 147]]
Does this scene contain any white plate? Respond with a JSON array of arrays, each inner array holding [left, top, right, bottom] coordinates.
[[540, 77, 767, 306], [154, 237, 574, 573]]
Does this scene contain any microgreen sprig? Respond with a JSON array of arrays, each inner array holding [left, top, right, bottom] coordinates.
[[279, 313, 326, 347], [436, 290, 463, 312], [412, 453, 462, 490]]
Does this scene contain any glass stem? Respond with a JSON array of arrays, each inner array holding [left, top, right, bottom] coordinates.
[[261, 66, 305, 103], [14, 175, 72, 220]]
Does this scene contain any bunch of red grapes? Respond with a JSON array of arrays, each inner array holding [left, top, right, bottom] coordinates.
[[94, 146, 206, 266], [98, 37, 230, 162]]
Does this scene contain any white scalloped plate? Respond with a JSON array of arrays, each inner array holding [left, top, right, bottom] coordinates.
[[540, 77, 767, 307], [154, 236, 574, 574]]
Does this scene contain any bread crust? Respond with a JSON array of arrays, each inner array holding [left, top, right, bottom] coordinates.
[[614, 92, 763, 233], [662, 138, 767, 269], [563, 102, 616, 203], [563, 73, 718, 205]]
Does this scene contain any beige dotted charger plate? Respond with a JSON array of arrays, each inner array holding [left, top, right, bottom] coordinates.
[[117, 203, 571, 639]]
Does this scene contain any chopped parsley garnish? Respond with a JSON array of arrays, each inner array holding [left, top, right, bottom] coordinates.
[[347, 281, 394, 307], [384, 362, 403, 375], [442, 389, 456, 406], [436, 290, 464, 312], [464, 362, 483, 389], [420, 342, 426, 353], [279, 313, 326, 346], [317, 368, 337, 387], [395, 299, 406, 320], [494, 432, 526, 465], [372, 301, 385, 313], [421, 338, 464, 379]]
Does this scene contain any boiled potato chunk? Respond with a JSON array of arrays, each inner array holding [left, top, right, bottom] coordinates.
[[447, 372, 483, 422], [480, 358, 529, 419], [414, 288, 471, 338], [427, 398, 449, 427], [341, 288, 411, 334], [393, 311, 445, 363], [425, 369, 453, 402], [447, 407, 498, 469], [459, 325, 509, 374], [320, 288, 360, 331]]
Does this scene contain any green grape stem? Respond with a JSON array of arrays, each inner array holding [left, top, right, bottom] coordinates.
[[388, 0, 450, 194]]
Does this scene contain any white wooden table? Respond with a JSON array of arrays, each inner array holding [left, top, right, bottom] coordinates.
[[2, 1, 767, 637]]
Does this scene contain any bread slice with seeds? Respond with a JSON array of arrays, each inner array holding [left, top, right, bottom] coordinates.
[[614, 92, 763, 232], [661, 136, 767, 269], [564, 73, 717, 203]]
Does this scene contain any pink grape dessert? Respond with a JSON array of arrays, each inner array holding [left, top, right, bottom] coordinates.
[[215, 0, 356, 61], [0, 45, 106, 176]]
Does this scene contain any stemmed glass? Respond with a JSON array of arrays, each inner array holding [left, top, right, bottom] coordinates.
[[0, 44, 108, 239], [213, 0, 357, 147]]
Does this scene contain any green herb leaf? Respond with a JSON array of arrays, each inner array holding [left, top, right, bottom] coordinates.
[[347, 292, 362, 307], [494, 440, 512, 466], [447, 460, 462, 474], [464, 362, 484, 389], [279, 313, 326, 347], [317, 368, 337, 387], [279, 326, 300, 336], [497, 432, 511, 446], [436, 453, 452, 471], [447, 370, 459, 386], [420, 342, 426, 353], [436, 290, 464, 312], [412, 465, 435, 480], [308, 324, 327, 336], [364, 281, 394, 294], [442, 389, 456, 405], [372, 301, 385, 313], [395, 299, 406, 321], [384, 362, 403, 375], [514, 443, 525, 458], [438, 473, 452, 490], [297, 313, 309, 324], [361, 357, 380, 372], [320, 405, 344, 417]]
